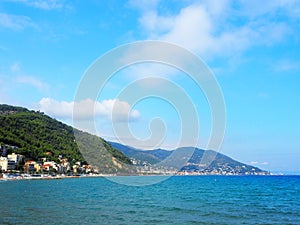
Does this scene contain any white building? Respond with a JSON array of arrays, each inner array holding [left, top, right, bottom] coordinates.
[[7, 153, 23, 165], [0, 156, 8, 171], [0, 156, 15, 171]]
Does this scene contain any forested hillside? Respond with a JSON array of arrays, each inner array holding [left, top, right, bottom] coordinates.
[[0, 104, 132, 172]]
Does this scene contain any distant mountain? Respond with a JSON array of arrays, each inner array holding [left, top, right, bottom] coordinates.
[[110, 142, 268, 175], [0, 104, 133, 174], [180, 148, 265, 174], [146, 148, 172, 160], [109, 142, 162, 164]]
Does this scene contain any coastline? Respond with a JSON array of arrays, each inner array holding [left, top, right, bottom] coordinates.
[[0, 173, 112, 181], [1, 172, 296, 182]]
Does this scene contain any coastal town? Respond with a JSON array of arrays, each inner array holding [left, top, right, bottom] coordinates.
[[0, 143, 270, 181], [0, 144, 101, 180]]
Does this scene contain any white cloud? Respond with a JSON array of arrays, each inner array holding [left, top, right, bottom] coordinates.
[[135, 1, 293, 59], [139, 11, 174, 37], [38, 98, 73, 118], [0, 13, 37, 31], [6, 0, 65, 10], [38, 98, 140, 122], [161, 5, 214, 54], [14, 75, 49, 92], [112, 1, 296, 83]]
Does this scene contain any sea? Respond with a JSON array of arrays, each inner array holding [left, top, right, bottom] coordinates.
[[1, 175, 299, 225]]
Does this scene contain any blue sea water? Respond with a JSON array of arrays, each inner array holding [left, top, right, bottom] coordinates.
[[1, 175, 300, 225]]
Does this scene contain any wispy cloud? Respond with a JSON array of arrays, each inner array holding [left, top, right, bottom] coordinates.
[[6, 0, 66, 10], [234, 0, 300, 19], [0, 13, 37, 31], [10, 62, 21, 72], [274, 59, 300, 72], [10, 62, 49, 92], [14, 75, 49, 92]]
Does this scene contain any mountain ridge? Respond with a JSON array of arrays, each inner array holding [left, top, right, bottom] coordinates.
[[109, 141, 268, 175]]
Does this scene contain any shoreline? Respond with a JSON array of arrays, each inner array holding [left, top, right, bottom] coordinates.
[[0, 173, 113, 181], [1, 173, 297, 181]]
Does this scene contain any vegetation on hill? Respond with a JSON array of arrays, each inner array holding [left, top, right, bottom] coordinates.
[[74, 130, 134, 174], [0, 104, 132, 173]]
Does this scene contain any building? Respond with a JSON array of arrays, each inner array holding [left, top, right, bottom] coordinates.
[[7, 153, 23, 165], [0, 156, 8, 171], [42, 161, 58, 172], [24, 161, 40, 172], [0, 156, 16, 171], [4, 153, 24, 171], [7, 159, 15, 170]]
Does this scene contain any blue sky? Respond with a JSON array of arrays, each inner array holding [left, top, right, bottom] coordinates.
[[0, 0, 300, 173]]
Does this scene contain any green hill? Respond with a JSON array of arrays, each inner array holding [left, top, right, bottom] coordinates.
[[0, 104, 133, 174]]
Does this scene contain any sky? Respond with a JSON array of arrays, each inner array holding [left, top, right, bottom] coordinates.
[[0, 0, 300, 173]]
